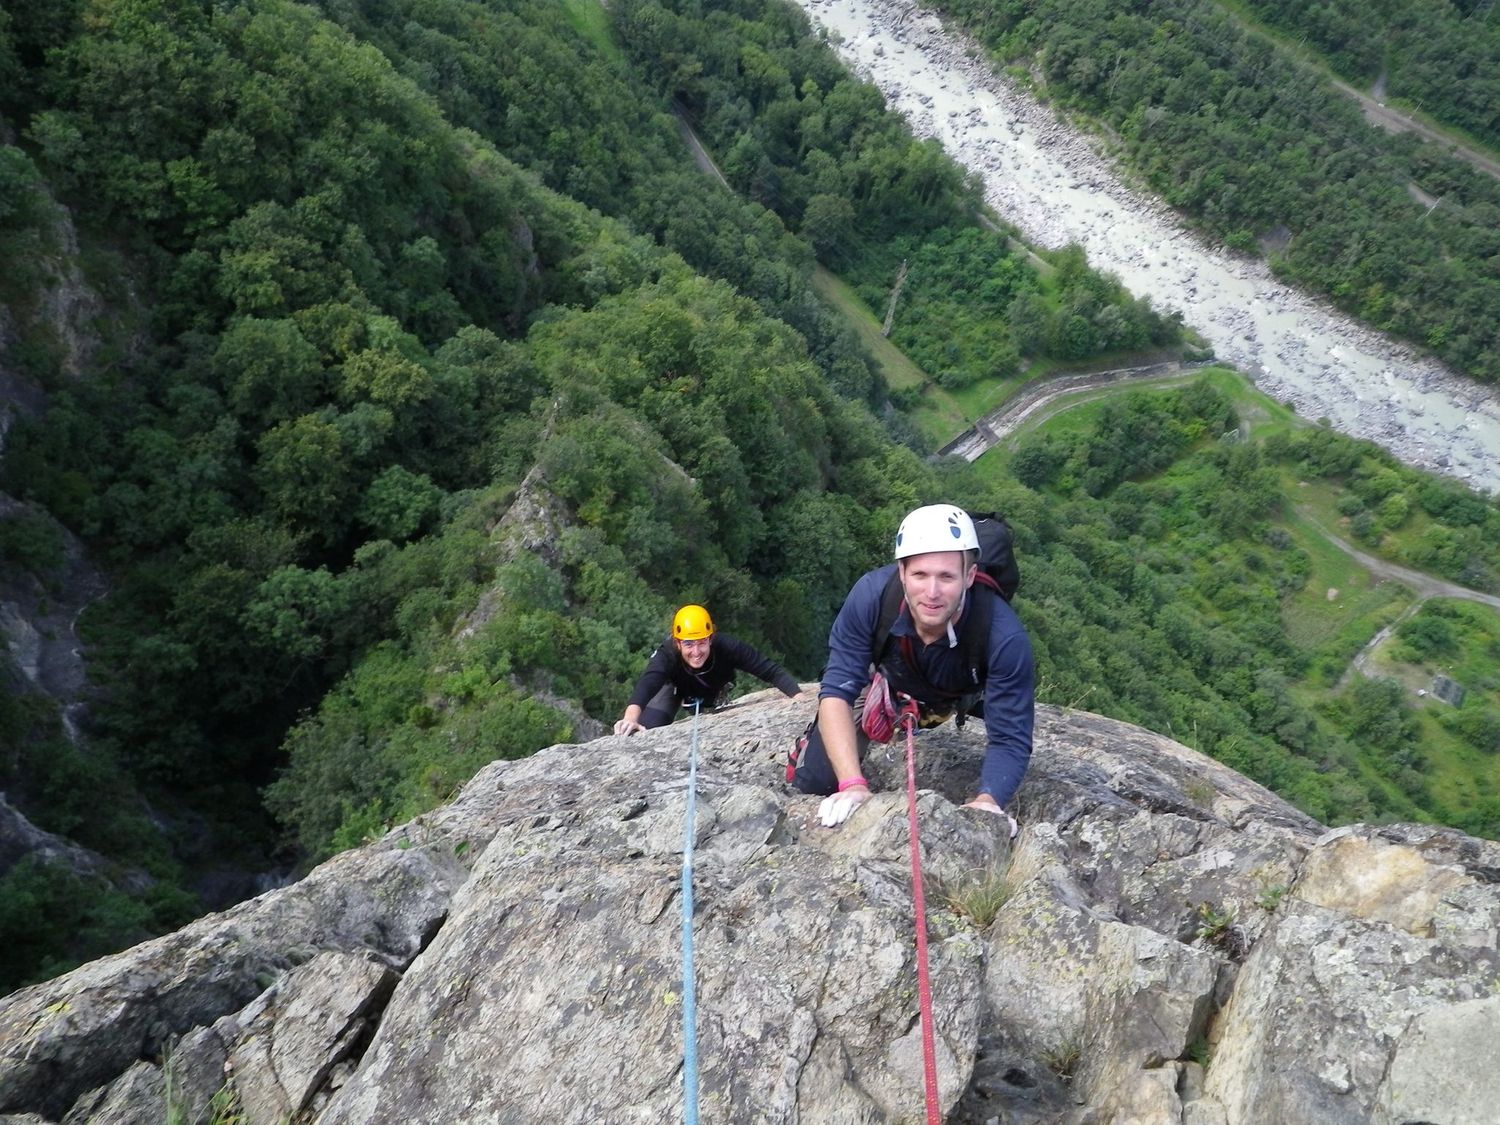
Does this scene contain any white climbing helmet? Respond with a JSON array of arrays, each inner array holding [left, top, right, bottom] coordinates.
[[894, 505, 978, 559]]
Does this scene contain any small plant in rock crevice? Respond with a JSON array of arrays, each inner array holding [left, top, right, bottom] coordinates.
[[1189, 899, 1251, 959], [164, 1049, 245, 1125], [1041, 1035, 1083, 1081], [939, 864, 1014, 929], [1256, 881, 1288, 912], [1192, 900, 1235, 945]]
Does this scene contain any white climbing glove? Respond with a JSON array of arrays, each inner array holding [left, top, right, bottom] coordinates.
[[818, 788, 870, 827]]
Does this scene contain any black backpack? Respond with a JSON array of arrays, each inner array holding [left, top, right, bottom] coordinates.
[[870, 511, 1019, 717]]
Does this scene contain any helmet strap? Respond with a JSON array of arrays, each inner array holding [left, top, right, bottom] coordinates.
[[945, 590, 965, 648]]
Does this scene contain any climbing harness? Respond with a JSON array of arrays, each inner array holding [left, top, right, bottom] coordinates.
[[681, 699, 702, 1125], [901, 705, 943, 1124], [859, 669, 906, 743]]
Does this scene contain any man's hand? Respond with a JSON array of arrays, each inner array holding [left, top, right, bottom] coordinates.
[[963, 795, 1019, 840], [613, 718, 645, 736], [818, 786, 871, 827]]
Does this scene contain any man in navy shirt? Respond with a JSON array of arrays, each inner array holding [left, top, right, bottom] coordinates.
[[790, 505, 1034, 829]]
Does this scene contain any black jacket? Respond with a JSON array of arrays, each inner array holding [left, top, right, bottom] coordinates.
[[627, 634, 800, 709]]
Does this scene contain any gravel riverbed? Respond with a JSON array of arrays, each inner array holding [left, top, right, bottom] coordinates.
[[795, 0, 1500, 492]]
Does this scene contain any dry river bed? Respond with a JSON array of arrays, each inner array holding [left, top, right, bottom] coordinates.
[[794, 0, 1500, 493]]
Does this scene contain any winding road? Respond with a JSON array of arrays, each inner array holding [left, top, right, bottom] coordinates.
[[937, 360, 1209, 459], [1310, 512, 1500, 688]]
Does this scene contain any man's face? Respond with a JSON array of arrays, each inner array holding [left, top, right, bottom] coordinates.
[[677, 636, 712, 669], [899, 551, 976, 637]]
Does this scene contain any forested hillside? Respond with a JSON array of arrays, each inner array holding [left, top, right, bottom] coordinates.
[[0, 0, 1175, 989], [613, 0, 1180, 389], [926, 0, 1500, 383], [1239, 0, 1500, 150], [998, 373, 1500, 836], [1, 0, 1497, 998]]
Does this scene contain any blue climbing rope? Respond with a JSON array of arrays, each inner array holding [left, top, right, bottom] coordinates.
[[681, 699, 701, 1124]]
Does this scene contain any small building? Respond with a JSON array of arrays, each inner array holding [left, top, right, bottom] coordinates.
[[1431, 675, 1466, 707]]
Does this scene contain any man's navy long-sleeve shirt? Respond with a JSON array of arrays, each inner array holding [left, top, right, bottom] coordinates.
[[819, 564, 1035, 804]]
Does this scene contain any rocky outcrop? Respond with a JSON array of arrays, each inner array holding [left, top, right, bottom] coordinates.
[[453, 458, 574, 642], [2, 695, 1498, 1123], [1, 198, 113, 756], [0, 795, 112, 883], [0, 493, 107, 747]]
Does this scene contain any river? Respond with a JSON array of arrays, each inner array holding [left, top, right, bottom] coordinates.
[[793, 0, 1500, 493]]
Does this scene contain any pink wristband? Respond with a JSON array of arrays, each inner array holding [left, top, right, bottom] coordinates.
[[837, 776, 869, 793]]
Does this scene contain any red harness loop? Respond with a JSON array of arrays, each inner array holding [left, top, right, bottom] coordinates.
[[862, 671, 922, 743]]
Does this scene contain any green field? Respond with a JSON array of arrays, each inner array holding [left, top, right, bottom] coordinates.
[[559, 0, 624, 63], [1278, 501, 1411, 654], [809, 265, 970, 445]]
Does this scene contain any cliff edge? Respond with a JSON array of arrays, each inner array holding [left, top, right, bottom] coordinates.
[[2, 694, 1498, 1124]]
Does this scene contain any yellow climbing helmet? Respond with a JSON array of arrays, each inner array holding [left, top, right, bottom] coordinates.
[[673, 604, 715, 641]]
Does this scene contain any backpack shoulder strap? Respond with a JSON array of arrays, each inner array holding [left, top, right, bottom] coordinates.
[[871, 570, 906, 670], [959, 579, 998, 687]]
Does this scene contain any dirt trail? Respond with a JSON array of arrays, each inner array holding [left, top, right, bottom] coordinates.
[[1336, 78, 1500, 183], [1210, 2, 1500, 186], [672, 102, 730, 189], [1299, 506, 1500, 688], [1303, 511, 1500, 612]]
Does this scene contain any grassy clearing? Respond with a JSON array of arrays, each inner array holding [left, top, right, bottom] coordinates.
[[1418, 709, 1500, 815], [1289, 476, 1446, 571], [810, 265, 971, 445], [810, 266, 928, 389], [1368, 599, 1500, 814], [1278, 499, 1411, 652], [947, 371, 1027, 424], [1204, 368, 1304, 439], [559, 0, 624, 64]]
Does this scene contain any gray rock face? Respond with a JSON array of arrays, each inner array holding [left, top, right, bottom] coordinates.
[[0, 794, 107, 881], [2, 695, 1498, 1124], [0, 842, 463, 1120], [228, 951, 398, 1121], [1207, 823, 1500, 1124]]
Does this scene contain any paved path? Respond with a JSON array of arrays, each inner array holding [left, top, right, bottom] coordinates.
[[937, 361, 1208, 460]]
